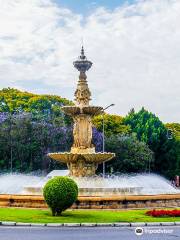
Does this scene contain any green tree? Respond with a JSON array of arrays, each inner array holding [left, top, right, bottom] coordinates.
[[165, 123, 180, 176], [123, 108, 179, 178], [166, 123, 180, 141], [105, 134, 154, 173], [93, 114, 130, 137], [0, 112, 72, 173], [0, 88, 73, 126]]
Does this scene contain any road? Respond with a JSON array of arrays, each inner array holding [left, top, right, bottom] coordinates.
[[0, 226, 179, 240]]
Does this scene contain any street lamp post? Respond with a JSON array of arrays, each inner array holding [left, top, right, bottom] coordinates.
[[102, 103, 115, 178]]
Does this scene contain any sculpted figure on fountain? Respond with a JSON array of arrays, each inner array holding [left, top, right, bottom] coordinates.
[[73, 115, 93, 149]]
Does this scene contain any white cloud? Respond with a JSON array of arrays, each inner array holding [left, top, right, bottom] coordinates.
[[0, 0, 179, 122]]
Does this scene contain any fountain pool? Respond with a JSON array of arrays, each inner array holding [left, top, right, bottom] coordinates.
[[0, 172, 179, 209], [0, 172, 179, 196]]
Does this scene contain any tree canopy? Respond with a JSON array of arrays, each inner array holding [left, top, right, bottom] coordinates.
[[0, 88, 179, 178], [105, 134, 154, 173], [93, 114, 130, 137], [0, 88, 73, 126], [123, 107, 180, 178], [166, 123, 180, 141]]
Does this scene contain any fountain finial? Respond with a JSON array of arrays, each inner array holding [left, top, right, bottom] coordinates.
[[80, 46, 85, 60], [73, 46, 92, 74], [74, 46, 92, 106]]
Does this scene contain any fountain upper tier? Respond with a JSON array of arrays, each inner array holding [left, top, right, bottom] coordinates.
[[62, 106, 103, 116]]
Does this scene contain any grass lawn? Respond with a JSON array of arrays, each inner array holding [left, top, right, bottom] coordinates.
[[0, 208, 179, 223]]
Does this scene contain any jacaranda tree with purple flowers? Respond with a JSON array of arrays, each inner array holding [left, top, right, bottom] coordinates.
[[0, 112, 73, 172]]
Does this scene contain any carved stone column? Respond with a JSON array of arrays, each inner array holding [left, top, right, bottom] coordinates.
[[72, 114, 93, 149]]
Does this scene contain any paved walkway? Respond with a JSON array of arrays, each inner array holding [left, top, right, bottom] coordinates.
[[0, 226, 180, 240]]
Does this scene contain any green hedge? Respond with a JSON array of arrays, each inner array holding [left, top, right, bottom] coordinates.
[[43, 176, 78, 216]]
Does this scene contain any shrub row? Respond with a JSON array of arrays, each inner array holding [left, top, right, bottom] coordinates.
[[146, 209, 180, 217]]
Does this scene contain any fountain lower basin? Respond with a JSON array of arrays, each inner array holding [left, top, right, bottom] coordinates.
[[0, 172, 180, 208], [21, 172, 180, 197], [0, 193, 180, 209], [0, 172, 179, 196], [23, 186, 143, 196]]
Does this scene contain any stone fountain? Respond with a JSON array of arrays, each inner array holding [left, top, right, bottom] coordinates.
[[22, 47, 143, 196], [48, 47, 115, 177]]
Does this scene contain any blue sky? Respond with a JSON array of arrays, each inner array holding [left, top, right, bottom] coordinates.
[[54, 0, 135, 13], [0, 0, 179, 122]]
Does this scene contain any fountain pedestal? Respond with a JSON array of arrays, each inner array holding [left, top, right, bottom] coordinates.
[[68, 159, 97, 177], [48, 47, 115, 177]]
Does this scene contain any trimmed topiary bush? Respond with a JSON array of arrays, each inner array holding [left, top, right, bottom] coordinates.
[[43, 176, 78, 216]]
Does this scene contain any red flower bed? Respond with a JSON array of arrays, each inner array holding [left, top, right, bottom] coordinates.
[[146, 209, 180, 217]]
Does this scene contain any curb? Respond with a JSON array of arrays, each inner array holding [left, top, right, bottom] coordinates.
[[0, 221, 179, 227]]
